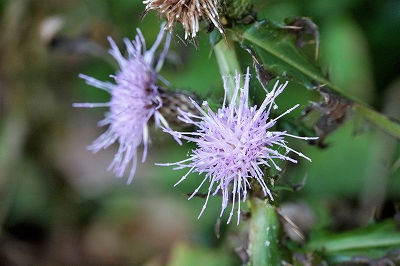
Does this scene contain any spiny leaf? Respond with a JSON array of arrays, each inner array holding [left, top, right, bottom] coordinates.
[[239, 19, 351, 97], [234, 19, 400, 140]]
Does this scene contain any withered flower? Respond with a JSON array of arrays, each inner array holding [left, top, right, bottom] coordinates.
[[142, 0, 224, 39]]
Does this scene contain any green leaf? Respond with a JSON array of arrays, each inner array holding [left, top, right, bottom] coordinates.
[[306, 220, 400, 255], [323, 248, 400, 265], [239, 20, 348, 97]]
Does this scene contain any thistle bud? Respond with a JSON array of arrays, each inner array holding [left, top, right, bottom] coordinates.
[[221, 0, 254, 23]]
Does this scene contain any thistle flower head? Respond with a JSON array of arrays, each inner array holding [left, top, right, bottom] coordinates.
[[74, 24, 175, 184], [142, 0, 224, 39], [161, 67, 316, 224]]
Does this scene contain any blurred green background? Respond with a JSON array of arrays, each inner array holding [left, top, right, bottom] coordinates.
[[0, 0, 399, 265]]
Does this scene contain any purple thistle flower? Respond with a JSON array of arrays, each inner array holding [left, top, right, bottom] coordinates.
[[74, 23, 177, 184], [160, 67, 317, 224]]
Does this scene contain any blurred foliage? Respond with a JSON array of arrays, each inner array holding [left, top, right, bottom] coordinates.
[[0, 0, 399, 265]]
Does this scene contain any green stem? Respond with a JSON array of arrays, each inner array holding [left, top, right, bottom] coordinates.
[[352, 103, 400, 140], [248, 198, 281, 266], [214, 38, 242, 103]]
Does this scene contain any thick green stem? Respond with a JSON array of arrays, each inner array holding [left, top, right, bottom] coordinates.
[[214, 39, 242, 103], [248, 198, 281, 266]]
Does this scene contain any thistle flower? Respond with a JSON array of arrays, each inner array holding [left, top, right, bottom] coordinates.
[[160, 67, 316, 224], [73, 24, 176, 184], [142, 0, 224, 39]]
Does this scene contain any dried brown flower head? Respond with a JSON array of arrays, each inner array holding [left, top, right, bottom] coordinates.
[[142, 0, 224, 39]]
